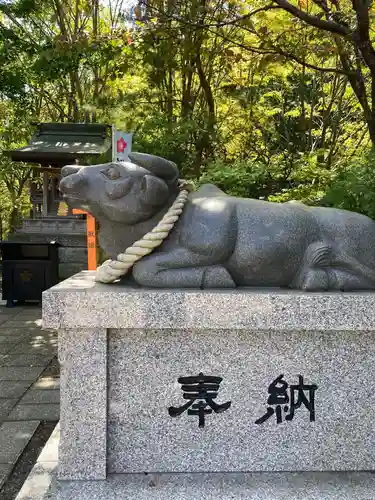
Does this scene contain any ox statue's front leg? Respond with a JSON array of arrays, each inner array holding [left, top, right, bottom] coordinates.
[[132, 248, 236, 289]]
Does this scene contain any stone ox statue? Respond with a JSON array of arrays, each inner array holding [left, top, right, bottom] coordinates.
[[59, 152, 375, 291]]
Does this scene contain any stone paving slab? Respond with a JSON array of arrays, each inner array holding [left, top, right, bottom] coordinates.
[[17, 335, 57, 344], [0, 366, 46, 381], [0, 317, 17, 326], [16, 335, 57, 341], [0, 381, 33, 398], [9, 345, 57, 356], [0, 463, 14, 489], [41, 360, 59, 378], [3, 424, 59, 500], [0, 304, 58, 496], [0, 399, 17, 420], [31, 378, 60, 391], [21, 391, 60, 405], [4, 328, 46, 335], [0, 421, 40, 463], [37, 425, 59, 463], [0, 344, 16, 355], [7, 404, 59, 421], [3, 321, 43, 329], [0, 335, 27, 343], [15, 462, 56, 500], [0, 354, 55, 367], [13, 312, 42, 319]]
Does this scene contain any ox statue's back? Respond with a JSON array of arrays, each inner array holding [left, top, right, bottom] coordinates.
[[59, 153, 375, 291]]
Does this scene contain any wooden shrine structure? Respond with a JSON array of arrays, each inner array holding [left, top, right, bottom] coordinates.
[[6, 122, 112, 218], [3, 123, 112, 277]]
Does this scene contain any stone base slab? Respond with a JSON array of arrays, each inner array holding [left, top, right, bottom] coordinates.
[[42, 273, 375, 480], [15, 427, 375, 500], [108, 327, 375, 473], [14, 427, 375, 499]]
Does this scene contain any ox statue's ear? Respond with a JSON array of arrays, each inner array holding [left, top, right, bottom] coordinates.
[[140, 175, 169, 207]]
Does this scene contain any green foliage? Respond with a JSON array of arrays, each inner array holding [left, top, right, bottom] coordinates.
[[132, 114, 197, 171], [324, 150, 375, 219], [0, 0, 373, 230], [198, 159, 269, 198]]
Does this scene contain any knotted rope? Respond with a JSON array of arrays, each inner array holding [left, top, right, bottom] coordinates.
[[95, 181, 192, 284]]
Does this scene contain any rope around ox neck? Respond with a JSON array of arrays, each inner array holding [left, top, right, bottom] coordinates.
[[95, 184, 191, 284]]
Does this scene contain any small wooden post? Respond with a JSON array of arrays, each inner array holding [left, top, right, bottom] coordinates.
[[72, 209, 97, 270], [42, 171, 49, 217]]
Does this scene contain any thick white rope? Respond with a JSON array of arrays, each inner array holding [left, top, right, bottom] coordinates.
[[95, 184, 191, 284]]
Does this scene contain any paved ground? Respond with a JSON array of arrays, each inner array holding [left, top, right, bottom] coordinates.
[[0, 302, 59, 498]]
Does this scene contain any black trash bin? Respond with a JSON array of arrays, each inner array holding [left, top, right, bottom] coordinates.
[[0, 241, 59, 307]]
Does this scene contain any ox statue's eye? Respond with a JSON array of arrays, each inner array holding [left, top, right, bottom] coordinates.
[[102, 166, 121, 180]]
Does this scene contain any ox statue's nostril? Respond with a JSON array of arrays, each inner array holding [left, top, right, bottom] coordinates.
[[61, 165, 83, 177]]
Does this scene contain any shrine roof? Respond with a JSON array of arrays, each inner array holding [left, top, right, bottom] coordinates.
[[5, 122, 112, 166]]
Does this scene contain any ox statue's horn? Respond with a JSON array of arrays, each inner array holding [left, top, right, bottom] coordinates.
[[128, 152, 179, 185]]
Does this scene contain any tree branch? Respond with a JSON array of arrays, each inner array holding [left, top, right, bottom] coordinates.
[[205, 27, 347, 74], [272, 0, 351, 36], [274, 45, 348, 74], [141, 1, 280, 29]]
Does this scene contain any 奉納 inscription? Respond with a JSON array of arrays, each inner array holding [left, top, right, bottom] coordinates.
[[255, 374, 318, 425], [168, 372, 231, 428]]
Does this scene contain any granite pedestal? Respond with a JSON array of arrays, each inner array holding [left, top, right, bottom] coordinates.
[[40, 272, 375, 498]]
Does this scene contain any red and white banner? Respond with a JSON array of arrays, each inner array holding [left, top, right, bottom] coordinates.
[[112, 127, 133, 162]]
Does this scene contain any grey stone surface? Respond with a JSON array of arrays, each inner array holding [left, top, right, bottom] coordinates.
[[14, 309, 42, 319], [0, 381, 32, 398], [32, 377, 60, 390], [15, 462, 57, 500], [15, 335, 58, 348], [0, 334, 26, 343], [0, 316, 15, 326], [0, 366, 46, 381], [3, 327, 46, 336], [0, 344, 17, 354], [58, 328, 107, 480], [58, 472, 375, 500], [5, 319, 43, 328], [15, 217, 86, 235], [108, 327, 375, 473], [0, 463, 14, 489], [21, 390, 60, 404], [14, 427, 375, 500], [12, 404, 375, 500], [11, 338, 57, 355], [58, 263, 86, 281], [37, 424, 59, 463], [43, 273, 375, 331], [15, 469, 375, 500], [12, 423, 59, 500], [58, 247, 87, 264], [8, 232, 86, 247], [0, 420, 39, 463], [59, 152, 375, 290], [41, 358, 59, 377], [7, 404, 59, 421], [0, 354, 54, 367], [10, 346, 57, 356], [0, 399, 17, 420]]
